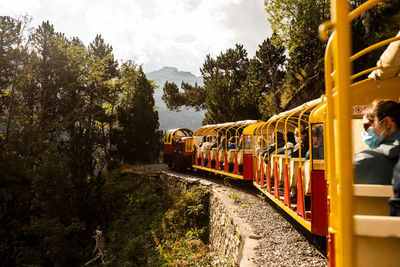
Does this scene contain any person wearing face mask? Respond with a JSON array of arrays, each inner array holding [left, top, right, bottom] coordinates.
[[354, 100, 400, 184]]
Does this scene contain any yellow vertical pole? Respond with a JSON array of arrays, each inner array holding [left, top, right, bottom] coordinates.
[[331, 0, 354, 266]]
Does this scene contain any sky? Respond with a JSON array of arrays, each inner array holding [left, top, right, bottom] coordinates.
[[1, 0, 271, 76]]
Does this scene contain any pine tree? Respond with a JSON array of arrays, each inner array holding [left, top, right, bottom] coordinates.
[[116, 62, 161, 163]]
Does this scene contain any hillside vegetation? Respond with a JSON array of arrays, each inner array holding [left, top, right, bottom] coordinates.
[[94, 167, 214, 266]]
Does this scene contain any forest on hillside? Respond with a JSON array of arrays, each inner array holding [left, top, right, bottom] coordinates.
[[0, 15, 162, 265], [162, 0, 399, 124]]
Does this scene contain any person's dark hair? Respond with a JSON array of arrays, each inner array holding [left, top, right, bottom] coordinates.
[[300, 128, 308, 136], [287, 132, 296, 144], [275, 131, 284, 142], [369, 100, 400, 128]]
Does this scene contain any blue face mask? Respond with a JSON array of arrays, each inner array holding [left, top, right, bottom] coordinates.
[[362, 126, 384, 149]]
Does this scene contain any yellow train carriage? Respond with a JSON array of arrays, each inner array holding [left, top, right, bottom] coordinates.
[[252, 97, 329, 235], [192, 120, 260, 180], [321, 0, 400, 265]]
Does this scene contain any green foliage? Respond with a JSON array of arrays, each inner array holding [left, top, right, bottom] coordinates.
[[162, 44, 250, 124], [155, 185, 216, 266], [243, 36, 286, 119], [97, 168, 174, 266], [115, 63, 162, 163], [264, 0, 330, 110], [161, 38, 287, 122], [162, 81, 186, 111], [0, 15, 161, 266], [162, 186, 210, 241]]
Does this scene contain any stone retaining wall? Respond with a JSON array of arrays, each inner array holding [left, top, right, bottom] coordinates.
[[209, 190, 243, 265], [160, 172, 257, 266]]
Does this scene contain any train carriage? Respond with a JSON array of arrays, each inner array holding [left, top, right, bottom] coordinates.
[[252, 97, 328, 236], [321, 0, 400, 266], [163, 128, 193, 169], [192, 120, 260, 180]]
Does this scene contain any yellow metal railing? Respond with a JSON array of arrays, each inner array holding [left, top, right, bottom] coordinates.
[[322, 0, 393, 266]]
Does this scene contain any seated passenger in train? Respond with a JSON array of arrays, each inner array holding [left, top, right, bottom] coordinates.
[[278, 131, 296, 155], [389, 158, 400, 216], [291, 127, 309, 158], [354, 100, 400, 185], [255, 136, 267, 155], [201, 135, 214, 154], [218, 136, 227, 151], [210, 136, 218, 149], [236, 135, 244, 151], [262, 131, 285, 157], [227, 137, 237, 150], [306, 126, 324, 160]]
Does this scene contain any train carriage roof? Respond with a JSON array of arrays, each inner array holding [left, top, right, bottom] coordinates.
[[165, 128, 193, 135], [268, 97, 324, 123], [193, 120, 259, 136]]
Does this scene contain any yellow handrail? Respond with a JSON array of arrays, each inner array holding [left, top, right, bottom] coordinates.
[[330, 0, 355, 265], [348, 0, 381, 21], [350, 36, 400, 62]]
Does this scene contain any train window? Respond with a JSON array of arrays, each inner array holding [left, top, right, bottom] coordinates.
[[243, 135, 252, 150], [311, 124, 324, 160], [167, 133, 171, 143], [311, 124, 324, 171]]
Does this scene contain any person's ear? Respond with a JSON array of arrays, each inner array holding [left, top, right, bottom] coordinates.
[[384, 116, 393, 128]]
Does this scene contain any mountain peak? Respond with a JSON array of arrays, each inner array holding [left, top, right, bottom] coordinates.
[[147, 66, 197, 79], [145, 66, 204, 131], [160, 66, 178, 73], [146, 66, 202, 84]]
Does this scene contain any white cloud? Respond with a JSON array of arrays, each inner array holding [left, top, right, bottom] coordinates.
[[0, 0, 270, 75]]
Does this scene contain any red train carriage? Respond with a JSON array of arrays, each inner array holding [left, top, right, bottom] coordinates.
[[192, 120, 261, 180], [163, 128, 193, 169]]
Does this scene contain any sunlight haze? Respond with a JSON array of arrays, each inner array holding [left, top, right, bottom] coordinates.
[[1, 0, 271, 75]]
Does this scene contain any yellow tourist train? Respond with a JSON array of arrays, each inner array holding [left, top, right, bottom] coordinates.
[[163, 0, 400, 266]]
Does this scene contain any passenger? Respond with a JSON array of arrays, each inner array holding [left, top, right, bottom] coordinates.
[[291, 127, 309, 158], [287, 131, 296, 145], [262, 131, 285, 157], [255, 136, 267, 155], [354, 100, 400, 185], [281, 142, 295, 156], [210, 136, 218, 149], [279, 131, 296, 155], [227, 137, 236, 150], [389, 158, 400, 216], [218, 136, 227, 151], [201, 135, 213, 154], [199, 135, 206, 148], [236, 135, 244, 151], [306, 126, 324, 160]]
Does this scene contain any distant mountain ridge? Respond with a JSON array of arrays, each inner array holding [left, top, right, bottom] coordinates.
[[147, 66, 201, 84], [146, 67, 204, 131]]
